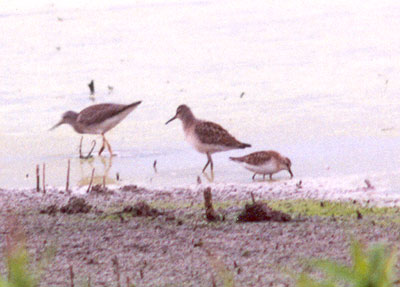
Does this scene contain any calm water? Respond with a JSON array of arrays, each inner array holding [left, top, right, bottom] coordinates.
[[1, 1, 400, 189]]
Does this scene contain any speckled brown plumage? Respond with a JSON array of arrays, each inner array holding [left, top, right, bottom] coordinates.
[[230, 150, 293, 180], [166, 104, 251, 173], [231, 151, 285, 166], [195, 121, 250, 148]]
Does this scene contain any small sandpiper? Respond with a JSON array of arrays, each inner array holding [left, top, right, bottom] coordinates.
[[50, 101, 141, 156], [166, 104, 251, 173], [230, 150, 293, 180]]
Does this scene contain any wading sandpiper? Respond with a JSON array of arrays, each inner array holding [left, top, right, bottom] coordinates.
[[50, 101, 142, 156], [230, 150, 293, 180], [166, 104, 251, 173]]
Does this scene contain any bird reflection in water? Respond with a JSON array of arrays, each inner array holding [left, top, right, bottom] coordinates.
[[77, 155, 115, 187]]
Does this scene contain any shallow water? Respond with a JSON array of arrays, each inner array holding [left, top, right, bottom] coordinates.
[[1, 0, 400, 189]]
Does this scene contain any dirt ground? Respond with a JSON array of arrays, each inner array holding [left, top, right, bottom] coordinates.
[[1, 185, 400, 287]]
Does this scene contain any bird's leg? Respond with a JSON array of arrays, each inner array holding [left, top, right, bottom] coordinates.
[[104, 136, 113, 156], [202, 153, 214, 173], [99, 135, 106, 156], [209, 153, 214, 173], [263, 174, 266, 181], [79, 136, 84, 158], [269, 174, 273, 180], [203, 170, 214, 183], [202, 158, 210, 173], [252, 173, 256, 181]]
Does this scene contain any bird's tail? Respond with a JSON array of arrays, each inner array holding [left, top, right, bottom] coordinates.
[[238, 142, 251, 149], [127, 101, 142, 109], [230, 156, 244, 162]]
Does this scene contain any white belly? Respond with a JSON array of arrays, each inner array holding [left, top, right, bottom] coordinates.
[[85, 108, 134, 134], [185, 131, 233, 154], [241, 161, 280, 174]]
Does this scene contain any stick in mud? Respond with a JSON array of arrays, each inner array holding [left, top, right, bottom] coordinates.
[[153, 160, 157, 173], [36, 164, 40, 192], [112, 256, 121, 287], [250, 192, 255, 204], [88, 80, 95, 95], [42, 163, 46, 194], [66, 159, 70, 193], [79, 137, 83, 158], [87, 168, 95, 193], [203, 187, 219, 221], [69, 265, 74, 287]]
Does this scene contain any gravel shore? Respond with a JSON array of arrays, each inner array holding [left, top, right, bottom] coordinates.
[[1, 178, 400, 286]]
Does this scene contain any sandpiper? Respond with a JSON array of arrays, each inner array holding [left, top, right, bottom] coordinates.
[[50, 101, 142, 156], [166, 104, 251, 173], [230, 150, 293, 180]]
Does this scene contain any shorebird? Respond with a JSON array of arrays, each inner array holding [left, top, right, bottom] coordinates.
[[166, 104, 251, 173], [50, 101, 142, 156], [230, 150, 293, 180]]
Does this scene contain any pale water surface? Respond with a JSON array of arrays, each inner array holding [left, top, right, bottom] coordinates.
[[1, 0, 400, 190]]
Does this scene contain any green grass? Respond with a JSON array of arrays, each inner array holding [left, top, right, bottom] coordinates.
[[297, 240, 397, 287], [0, 245, 37, 287], [267, 200, 400, 218]]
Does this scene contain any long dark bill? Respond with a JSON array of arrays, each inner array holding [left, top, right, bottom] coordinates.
[[49, 120, 63, 131], [165, 115, 177, 125]]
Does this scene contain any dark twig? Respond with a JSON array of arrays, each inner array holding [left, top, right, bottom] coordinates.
[[250, 192, 255, 204], [42, 163, 46, 194], [140, 269, 144, 279], [203, 187, 219, 221], [153, 160, 157, 173], [36, 164, 40, 192], [69, 265, 74, 287], [88, 80, 95, 95], [79, 137, 83, 157], [66, 160, 70, 193], [87, 168, 95, 193], [108, 85, 114, 94], [112, 256, 121, 287], [364, 179, 374, 190]]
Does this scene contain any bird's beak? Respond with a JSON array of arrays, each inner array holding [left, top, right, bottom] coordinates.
[[165, 115, 177, 125], [49, 120, 63, 131], [288, 167, 293, 178]]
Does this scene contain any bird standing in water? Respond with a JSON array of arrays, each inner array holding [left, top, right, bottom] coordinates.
[[166, 104, 251, 173], [51, 101, 141, 156], [230, 150, 293, 180]]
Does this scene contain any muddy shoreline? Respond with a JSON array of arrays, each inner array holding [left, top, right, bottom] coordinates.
[[1, 183, 400, 286]]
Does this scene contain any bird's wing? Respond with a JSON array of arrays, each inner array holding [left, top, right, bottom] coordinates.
[[243, 152, 274, 165], [195, 121, 243, 147], [77, 103, 128, 126], [242, 151, 284, 165]]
